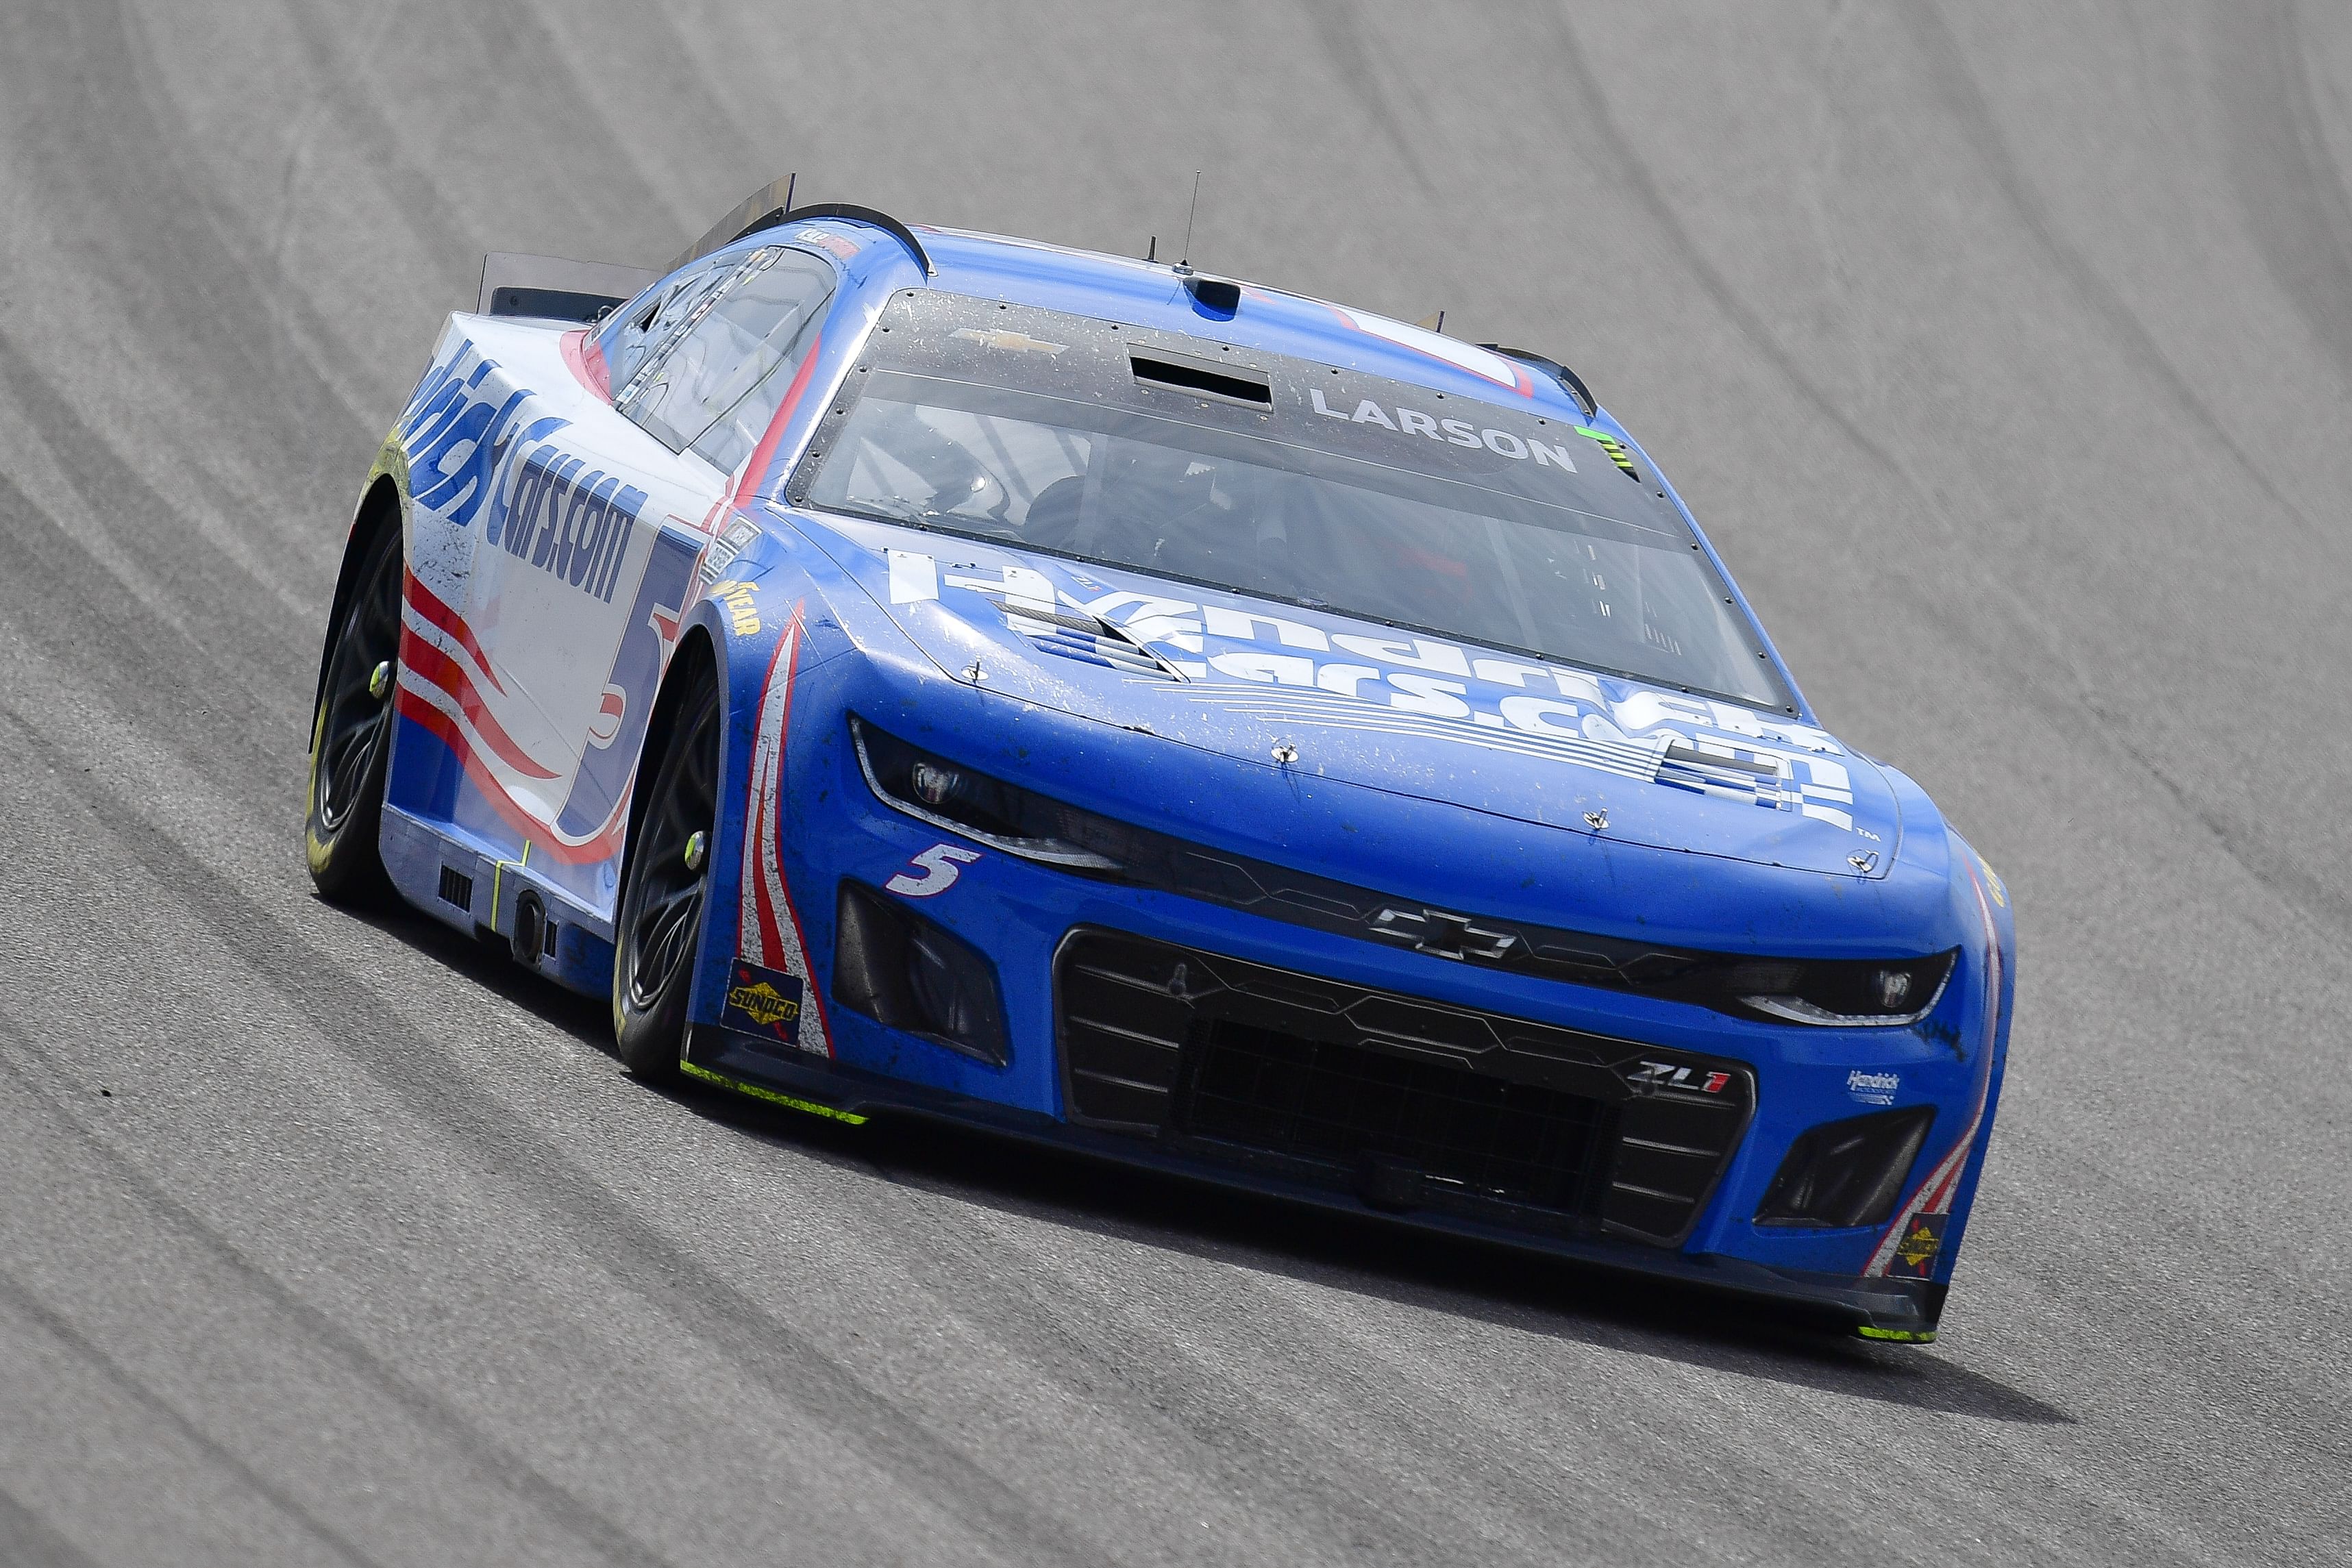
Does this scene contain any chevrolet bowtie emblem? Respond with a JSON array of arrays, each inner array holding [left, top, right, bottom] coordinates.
[[1366, 906, 1519, 961]]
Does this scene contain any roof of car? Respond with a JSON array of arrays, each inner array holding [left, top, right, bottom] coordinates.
[[809, 218, 1598, 424]]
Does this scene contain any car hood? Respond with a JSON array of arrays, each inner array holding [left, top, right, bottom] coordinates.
[[791, 508, 1903, 880]]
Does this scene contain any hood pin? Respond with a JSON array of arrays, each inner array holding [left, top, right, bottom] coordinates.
[[1584, 808, 1608, 830], [1270, 741, 1298, 764], [1848, 851, 1880, 873], [963, 660, 985, 682]]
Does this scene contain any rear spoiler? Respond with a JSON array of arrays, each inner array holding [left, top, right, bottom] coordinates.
[[476, 253, 658, 323], [669, 174, 932, 278]]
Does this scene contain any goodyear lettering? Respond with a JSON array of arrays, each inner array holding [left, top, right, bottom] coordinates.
[[711, 579, 761, 636], [1309, 388, 1576, 471]]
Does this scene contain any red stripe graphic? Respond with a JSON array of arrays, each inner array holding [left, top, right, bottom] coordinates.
[[402, 568, 504, 695], [560, 328, 610, 399], [393, 688, 628, 864], [1865, 861, 2004, 1275], [737, 603, 832, 1056], [397, 627, 558, 780], [732, 329, 824, 505]]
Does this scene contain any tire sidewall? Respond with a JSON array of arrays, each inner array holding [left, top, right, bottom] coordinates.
[[611, 656, 720, 1080], [307, 527, 401, 903]]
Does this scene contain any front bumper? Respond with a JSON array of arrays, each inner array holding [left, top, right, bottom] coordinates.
[[681, 1019, 1948, 1339], [687, 635, 2006, 1344]]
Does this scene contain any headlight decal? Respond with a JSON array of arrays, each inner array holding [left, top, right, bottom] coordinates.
[[850, 714, 1961, 1027], [1864, 859, 2005, 1279]]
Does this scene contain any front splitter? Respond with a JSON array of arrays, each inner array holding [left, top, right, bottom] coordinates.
[[682, 1024, 1946, 1341]]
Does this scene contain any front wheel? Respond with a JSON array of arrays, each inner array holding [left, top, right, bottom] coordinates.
[[612, 654, 721, 1080], [306, 525, 403, 903]]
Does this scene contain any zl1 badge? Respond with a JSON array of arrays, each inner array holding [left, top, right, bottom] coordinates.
[[722, 958, 805, 1044]]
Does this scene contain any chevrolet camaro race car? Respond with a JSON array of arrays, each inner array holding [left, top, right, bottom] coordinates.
[[306, 182, 2014, 1342]]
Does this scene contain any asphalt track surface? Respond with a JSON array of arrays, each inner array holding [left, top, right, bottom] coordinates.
[[2, 3, 2348, 1564]]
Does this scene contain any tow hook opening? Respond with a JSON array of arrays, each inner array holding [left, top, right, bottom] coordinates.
[[512, 891, 550, 967]]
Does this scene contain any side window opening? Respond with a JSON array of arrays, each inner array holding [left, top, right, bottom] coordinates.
[[599, 256, 734, 391], [620, 247, 837, 465]]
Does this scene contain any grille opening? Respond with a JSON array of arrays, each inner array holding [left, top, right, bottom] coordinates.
[[1053, 930, 1752, 1245], [834, 881, 1011, 1067], [437, 866, 474, 911], [1176, 1020, 1616, 1217], [1129, 349, 1272, 408], [1755, 1106, 1935, 1229]]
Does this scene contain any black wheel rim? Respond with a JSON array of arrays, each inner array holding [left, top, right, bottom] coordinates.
[[314, 540, 402, 835], [626, 690, 719, 1014]]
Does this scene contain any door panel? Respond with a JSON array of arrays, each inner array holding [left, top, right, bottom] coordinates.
[[455, 380, 727, 905], [388, 238, 845, 919], [385, 314, 728, 914]]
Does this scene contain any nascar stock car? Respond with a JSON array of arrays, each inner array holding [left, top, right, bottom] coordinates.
[[305, 179, 2013, 1341]]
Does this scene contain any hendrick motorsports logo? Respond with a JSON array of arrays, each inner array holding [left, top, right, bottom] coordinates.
[[1847, 1069, 1901, 1106]]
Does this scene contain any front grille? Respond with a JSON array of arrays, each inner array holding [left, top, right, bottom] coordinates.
[[1183, 1021, 1616, 1215], [1056, 929, 1755, 1246]]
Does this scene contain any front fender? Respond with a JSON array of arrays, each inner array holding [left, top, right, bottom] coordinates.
[[684, 512, 902, 1061]]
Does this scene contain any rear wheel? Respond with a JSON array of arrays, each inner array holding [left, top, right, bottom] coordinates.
[[612, 655, 721, 1080], [306, 525, 403, 903]]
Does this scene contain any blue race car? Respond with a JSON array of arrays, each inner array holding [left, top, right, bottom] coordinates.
[[307, 181, 2014, 1343]]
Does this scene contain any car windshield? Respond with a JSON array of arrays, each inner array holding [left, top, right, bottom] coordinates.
[[792, 293, 1787, 707]]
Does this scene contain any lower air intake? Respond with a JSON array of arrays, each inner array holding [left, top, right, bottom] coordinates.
[[437, 866, 474, 911], [1182, 1020, 1616, 1216], [1054, 928, 1755, 1245]]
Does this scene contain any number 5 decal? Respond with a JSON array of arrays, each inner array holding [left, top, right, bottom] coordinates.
[[887, 843, 982, 897]]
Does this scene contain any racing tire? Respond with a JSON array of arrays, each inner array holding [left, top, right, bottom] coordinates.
[[306, 523, 403, 904], [612, 652, 721, 1081]]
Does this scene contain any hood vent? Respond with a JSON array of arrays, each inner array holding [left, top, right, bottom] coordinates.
[[1656, 740, 1790, 808], [993, 599, 1187, 680], [1130, 347, 1272, 409]]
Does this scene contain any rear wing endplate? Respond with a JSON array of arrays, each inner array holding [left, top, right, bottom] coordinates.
[[476, 253, 658, 323]]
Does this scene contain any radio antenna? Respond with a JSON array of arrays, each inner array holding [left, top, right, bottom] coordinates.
[[1177, 172, 1202, 272], [782, 171, 797, 214]]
